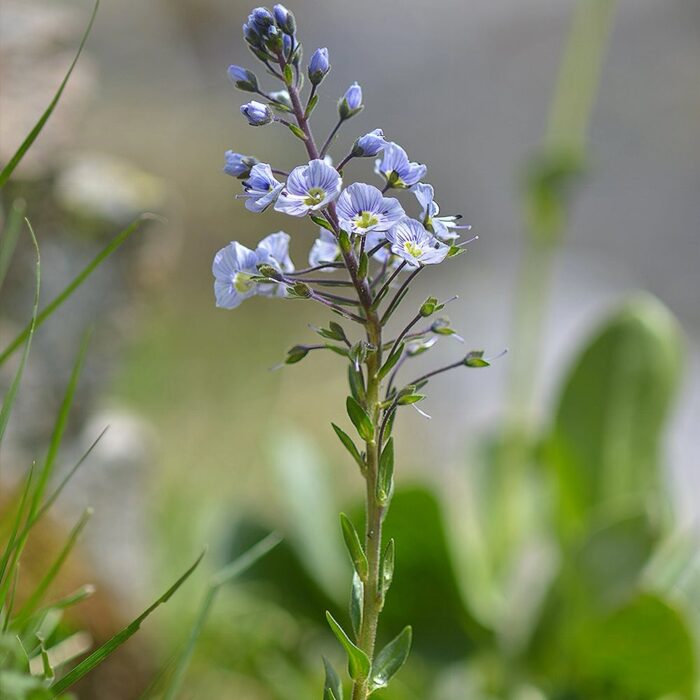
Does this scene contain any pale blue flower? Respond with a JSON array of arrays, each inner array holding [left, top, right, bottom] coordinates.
[[239, 163, 284, 212], [375, 142, 426, 188], [336, 182, 405, 235], [353, 129, 387, 157], [308, 229, 340, 267], [412, 183, 469, 241], [308, 48, 330, 84], [240, 100, 273, 126], [386, 218, 449, 267], [275, 159, 342, 216], [213, 232, 294, 309], [339, 82, 363, 119], [224, 151, 258, 179]]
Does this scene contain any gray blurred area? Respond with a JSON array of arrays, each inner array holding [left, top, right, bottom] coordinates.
[[2, 0, 699, 576]]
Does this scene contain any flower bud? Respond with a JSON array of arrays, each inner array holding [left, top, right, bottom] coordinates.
[[273, 4, 296, 35], [228, 65, 258, 92], [251, 7, 275, 30], [308, 48, 330, 85], [224, 151, 258, 179], [240, 100, 273, 126], [291, 281, 313, 297], [286, 345, 310, 364], [419, 296, 439, 317], [338, 82, 363, 120], [352, 128, 386, 157]]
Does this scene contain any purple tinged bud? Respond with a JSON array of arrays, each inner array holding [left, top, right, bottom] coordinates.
[[224, 151, 258, 179], [308, 47, 330, 85], [251, 7, 274, 29], [227, 65, 258, 92], [240, 100, 273, 126], [339, 82, 363, 120], [273, 4, 296, 34], [352, 128, 387, 157]]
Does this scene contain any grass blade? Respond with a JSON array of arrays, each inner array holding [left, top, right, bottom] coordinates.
[[14, 509, 92, 624], [0, 198, 27, 294], [29, 330, 92, 519], [0, 218, 40, 439], [0, 215, 151, 366], [160, 533, 281, 700], [50, 550, 205, 695], [0, 1, 99, 188]]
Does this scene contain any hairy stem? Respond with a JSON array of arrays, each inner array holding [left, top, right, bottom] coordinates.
[[281, 56, 387, 700]]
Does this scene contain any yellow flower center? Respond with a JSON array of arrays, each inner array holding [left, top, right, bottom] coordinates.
[[304, 187, 326, 206], [234, 272, 256, 293], [354, 211, 379, 230], [403, 241, 423, 259]]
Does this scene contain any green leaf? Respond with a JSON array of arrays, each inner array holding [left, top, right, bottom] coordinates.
[[396, 393, 425, 406], [345, 397, 374, 443], [340, 513, 368, 580], [369, 626, 412, 692], [379, 538, 395, 600], [0, 1, 99, 188], [350, 572, 363, 639], [161, 534, 280, 700], [332, 424, 365, 472], [546, 296, 683, 538], [0, 216, 150, 366], [376, 438, 394, 505], [325, 611, 370, 681], [322, 656, 343, 700], [310, 214, 335, 232], [347, 365, 366, 404], [464, 350, 489, 368], [287, 123, 308, 141], [285, 345, 310, 364], [283, 63, 293, 84], [578, 593, 695, 698], [50, 551, 204, 694], [378, 343, 404, 380], [305, 93, 319, 119]]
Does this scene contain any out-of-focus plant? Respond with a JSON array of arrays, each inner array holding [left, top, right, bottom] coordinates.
[[211, 5, 493, 698], [0, 3, 209, 697]]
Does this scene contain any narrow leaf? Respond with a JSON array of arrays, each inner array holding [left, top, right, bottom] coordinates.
[[350, 572, 363, 639], [331, 424, 364, 471], [380, 539, 395, 601], [347, 364, 366, 403], [310, 215, 335, 232], [340, 513, 368, 581], [325, 611, 371, 682], [346, 396, 374, 443], [378, 343, 404, 380], [287, 123, 308, 141], [0, 215, 150, 366], [50, 550, 205, 694], [369, 626, 412, 692], [305, 93, 319, 119], [322, 656, 344, 700], [376, 438, 394, 505], [0, 0, 100, 188]]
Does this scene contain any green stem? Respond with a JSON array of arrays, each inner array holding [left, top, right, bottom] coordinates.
[[281, 53, 388, 699]]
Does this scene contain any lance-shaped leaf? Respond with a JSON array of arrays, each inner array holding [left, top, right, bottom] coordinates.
[[323, 656, 344, 700], [379, 538, 395, 601], [369, 626, 412, 692], [348, 364, 366, 403], [332, 424, 365, 471], [346, 397, 374, 442], [350, 572, 363, 639], [340, 513, 368, 580], [325, 611, 371, 681], [376, 438, 394, 505], [378, 343, 404, 380]]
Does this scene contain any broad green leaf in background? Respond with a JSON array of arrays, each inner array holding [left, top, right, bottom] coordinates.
[[546, 296, 683, 538], [579, 592, 696, 698]]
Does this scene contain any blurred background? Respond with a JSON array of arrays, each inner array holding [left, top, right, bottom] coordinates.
[[1, 0, 699, 698]]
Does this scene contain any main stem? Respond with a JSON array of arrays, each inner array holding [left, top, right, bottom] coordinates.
[[284, 65, 386, 700]]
